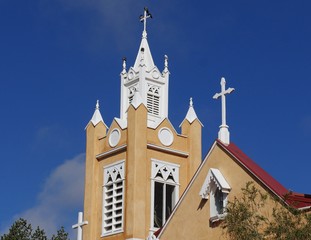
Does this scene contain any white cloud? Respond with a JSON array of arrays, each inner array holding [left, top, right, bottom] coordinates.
[[2, 153, 85, 238]]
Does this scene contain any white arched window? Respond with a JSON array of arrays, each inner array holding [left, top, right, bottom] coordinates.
[[151, 159, 179, 229]]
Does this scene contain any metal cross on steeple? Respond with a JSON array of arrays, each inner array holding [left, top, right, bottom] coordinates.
[[140, 7, 152, 38], [213, 77, 235, 144], [72, 212, 88, 240]]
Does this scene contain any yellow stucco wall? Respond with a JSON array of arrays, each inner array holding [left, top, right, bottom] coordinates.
[[83, 104, 202, 240], [159, 142, 288, 240]]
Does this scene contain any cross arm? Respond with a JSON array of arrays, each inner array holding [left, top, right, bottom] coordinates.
[[72, 220, 88, 229], [226, 87, 235, 94], [213, 93, 221, 99]]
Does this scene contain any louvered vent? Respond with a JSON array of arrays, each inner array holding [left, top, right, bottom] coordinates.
[[147, 85, 160, 116], [103, 162, 125, 236]]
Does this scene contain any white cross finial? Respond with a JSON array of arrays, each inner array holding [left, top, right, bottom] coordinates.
[[213, 77, 235, 144], [140, 7, 152, 38], [190, 97, 193, 107], [72, 212, 88, 240], [96, 100, 99, 110], [122, 57, 127, 74], [164, 54, 169, 73]]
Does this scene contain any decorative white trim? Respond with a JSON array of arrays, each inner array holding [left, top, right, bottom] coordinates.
[[96, 145, 127, 160], [102, 160, 125, 236], [85, 100, 107, 130], [199, 168, 231, 199], [103, 160, 125, 184], [147, 144, 188, 157], [156, 141, 218, 238], [199, 169, 231, 221], [158, 127, 174, 146], [151, 159, 180, 183], [150, 159, 180, 231], [109, 128, 121, 148], [179, 98, 203, 127], [114, 118, 127, 130]]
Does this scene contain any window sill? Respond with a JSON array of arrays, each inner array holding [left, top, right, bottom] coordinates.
[[209, 213, 227, 227], [101, 229, 124, 237]]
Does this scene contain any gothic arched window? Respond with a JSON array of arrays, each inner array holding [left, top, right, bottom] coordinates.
[[102, 161, 125, 236], [151, 159, 179, 229]]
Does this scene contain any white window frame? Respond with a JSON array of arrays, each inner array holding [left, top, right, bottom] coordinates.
[[102, 160, 125, 237], [147, 84, 160, 116], [150, 159, 180, 231], [199, 168, 231, 223]]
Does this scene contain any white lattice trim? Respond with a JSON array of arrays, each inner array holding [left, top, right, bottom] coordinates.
[[199, 168, 231, 199], [104, 160, 125, 185], [151, 159, 179, 183]]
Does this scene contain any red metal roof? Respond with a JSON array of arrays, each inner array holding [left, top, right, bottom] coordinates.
[[217, 139, 311, 210]]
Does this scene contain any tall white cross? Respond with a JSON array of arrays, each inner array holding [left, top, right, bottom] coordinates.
[[213, 77, 235, 144], [72, 212, 88, 240], [140, 7, 152, 38]]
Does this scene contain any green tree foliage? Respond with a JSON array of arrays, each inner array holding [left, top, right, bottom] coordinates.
[[32, 227, 47, 240], [1, 218, 32, 240], [1, 219, 69, 240], [222, 182, 311, 240], [51, 227, 69, 240]]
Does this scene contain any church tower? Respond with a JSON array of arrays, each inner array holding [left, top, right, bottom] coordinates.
[[82, 8, 202, 240]]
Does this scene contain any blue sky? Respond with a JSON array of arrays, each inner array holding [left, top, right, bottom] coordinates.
[[1, 0, 311, 238]]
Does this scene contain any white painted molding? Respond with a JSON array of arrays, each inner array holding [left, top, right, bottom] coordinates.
[[158, 127, 174, 146], [114, 117, 127, 130], [96, 145, 127, 160], [199, 168, 231, 199], [179, 97, 203, 127], [85, 100, 107, 130], [108, 128, 121, 147], [147, 144, 189, 157]]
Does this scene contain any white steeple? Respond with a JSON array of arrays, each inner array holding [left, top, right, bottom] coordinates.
[[89, 100, 106, 127], [120, 8, 170, 127], [213, 77, 235, 144], [180, 98, 203, 126]]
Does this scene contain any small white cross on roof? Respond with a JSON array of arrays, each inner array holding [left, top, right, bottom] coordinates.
[[213, 77, 235, 144]]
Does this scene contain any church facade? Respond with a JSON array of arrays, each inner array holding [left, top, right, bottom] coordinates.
[[80, 8, 311, 240], [82, 8, 202, 240]]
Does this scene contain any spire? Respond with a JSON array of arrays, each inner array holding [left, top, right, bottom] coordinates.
[[213, 77, 235, 144], [90, 100, 105, 126], [134, 8, 155, 70], [120, 7, 169, 126], [180, 98, 203, 126]]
